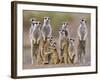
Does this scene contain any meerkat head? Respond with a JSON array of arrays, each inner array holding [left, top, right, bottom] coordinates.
[[30, 18, 36, 23], [36, 21, 41, 28], [69, 38, 75, 43], [47, 36, 53, 43], [59, 29, 65, 37], [31, 21, 40, 29], [43, 17, 50, 24], [62, 22, 69, 29], [80, 18, 86, 25]]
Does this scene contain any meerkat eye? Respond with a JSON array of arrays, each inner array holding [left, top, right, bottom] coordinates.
[[32, 19, 34, 21], [39, 22, 41, 24], [35, 22, 38, 24], [82, 19, 84, 21]]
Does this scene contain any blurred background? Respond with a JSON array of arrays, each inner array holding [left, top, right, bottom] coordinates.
[[23, 10, 91, 69]]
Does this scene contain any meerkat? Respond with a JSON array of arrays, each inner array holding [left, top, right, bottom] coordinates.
[[29, 18, 36, 64], [77, 19, 87, 41], [29, 19, 42, 64], [49, 41, 59, 64], [31, 21, 42, 44], [29, 18, 36, 45], [58, 22, 70, 63], [77, 19, 87, 63], [58, 29, 66, 63], [68, 39, 76, 64], [61, 22, 70, 38], [37, 36, 53, 64], [42, 17, 52, 41], [43, 36, 54, 64], [62, 37, 69, 64]]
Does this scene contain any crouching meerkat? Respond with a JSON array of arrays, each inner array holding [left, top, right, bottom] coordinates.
[[42, 17, 52, 41], [77, 19, 87, 63], [49, 41, 59, 64], [37, 36, 53, 64]]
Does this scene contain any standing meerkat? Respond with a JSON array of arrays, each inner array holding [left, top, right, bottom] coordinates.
[[58, 29, 66, 63], [77, 19, 87, 63], [29, 19, 42, 64], [29, 18, 36, 44], [61, 22, 70, 38], [42, 17, 52, 41], [58, 22, 70, 63], [62, 37, 69, 64], [68, 39, 76, 64], [31, 21, 42, 44]]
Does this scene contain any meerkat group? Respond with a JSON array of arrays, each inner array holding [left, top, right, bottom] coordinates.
[[29, 17, 87, 65]]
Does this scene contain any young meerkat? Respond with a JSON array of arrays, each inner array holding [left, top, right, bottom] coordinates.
[[62, 36, 69, 64], [37, 36, 53, 64], [77, 18, 87, 63], [68, 39, 76, 64], [49, 41, 59, 64]]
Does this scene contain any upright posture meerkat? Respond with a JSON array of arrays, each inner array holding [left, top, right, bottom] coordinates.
[[77, 19, 87, 63], [58, 22, 70, 63], [61, 22, 70, 38], [29, 18, 36, 44], [42, 17, 52, 41], [62, 37, 69, 64], [29, 19, 42, 64], [68, 39, 76, 64]]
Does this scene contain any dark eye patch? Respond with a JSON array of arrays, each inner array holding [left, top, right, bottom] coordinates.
[[32, 19, 34, 21], [35, 22, 38, 24], [82, 19, 84, 21]]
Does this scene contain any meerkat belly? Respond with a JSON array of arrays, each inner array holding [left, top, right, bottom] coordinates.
[[43, 26, 50, 37], [32, 29, 40, 40], [80, 27, 86, 40]]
